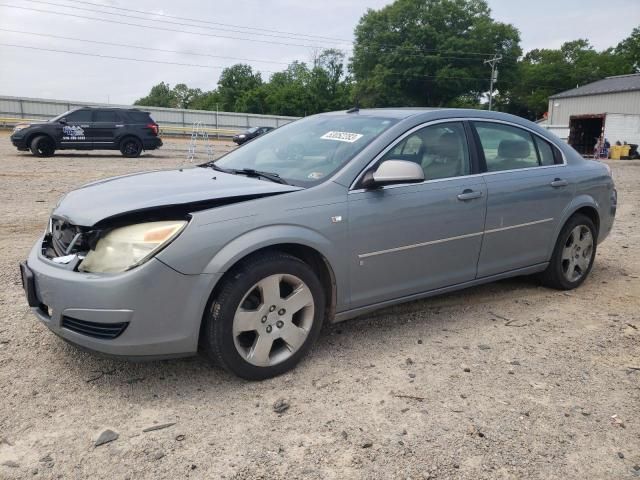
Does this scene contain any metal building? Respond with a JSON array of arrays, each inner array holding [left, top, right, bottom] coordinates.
[[545, 73, 640, 155]]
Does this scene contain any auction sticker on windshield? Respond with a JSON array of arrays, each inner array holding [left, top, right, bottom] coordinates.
[[321, 131, 363, 143]]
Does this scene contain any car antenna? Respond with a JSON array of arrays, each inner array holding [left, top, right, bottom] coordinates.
[[346, 100, 359, 114]]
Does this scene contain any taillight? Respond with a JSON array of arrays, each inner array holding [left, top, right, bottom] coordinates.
[[147, 123, 159, 136]]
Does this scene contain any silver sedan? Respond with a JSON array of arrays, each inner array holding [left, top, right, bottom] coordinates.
[[21, 108, 617, 379]]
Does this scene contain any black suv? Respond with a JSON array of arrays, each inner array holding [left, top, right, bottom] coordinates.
[[232, 126, 274, 145], [10, 107, 162, 158]]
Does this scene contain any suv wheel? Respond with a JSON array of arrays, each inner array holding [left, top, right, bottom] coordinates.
[[540, 213, 597, 290], [202, 252, 325, 380], [30, 135, 55, 157], [120, 137, 142, 158]]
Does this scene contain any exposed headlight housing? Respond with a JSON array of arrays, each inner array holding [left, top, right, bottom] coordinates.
[[79, 221, 187, 273]]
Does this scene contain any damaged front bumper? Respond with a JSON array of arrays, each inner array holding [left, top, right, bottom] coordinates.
[[22, 238, 221, 359]]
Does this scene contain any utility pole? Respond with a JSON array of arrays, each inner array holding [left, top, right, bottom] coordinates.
[[484, 54, 502, 111]]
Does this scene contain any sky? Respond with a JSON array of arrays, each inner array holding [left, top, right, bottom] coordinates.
[[0, 0, 638, 105]]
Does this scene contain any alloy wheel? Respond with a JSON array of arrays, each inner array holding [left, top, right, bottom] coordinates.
[[232, 274, 314, 367], [561, 225, 593, 282]]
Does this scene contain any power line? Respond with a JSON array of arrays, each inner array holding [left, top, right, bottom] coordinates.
[[0, 43, 277, 72], [22, 0, 348, 46], [0, 4, 331, 49], [0, 43, 496, 83], [0, 28, 491, 64], [57, 0, 351, 43], [0, 28, 293, 65], [0, 4, 499, 59]]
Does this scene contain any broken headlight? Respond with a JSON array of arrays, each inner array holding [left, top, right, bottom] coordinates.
[[79, 221, 187, 273]]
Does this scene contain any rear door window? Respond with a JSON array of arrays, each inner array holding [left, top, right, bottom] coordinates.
[[473, 122, 539, 172], [94, 111, 120, 122]]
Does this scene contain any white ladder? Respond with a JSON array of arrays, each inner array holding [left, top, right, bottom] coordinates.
[[186, 122, 214, 163]]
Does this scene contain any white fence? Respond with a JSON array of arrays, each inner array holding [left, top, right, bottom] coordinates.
[[0, 95, 299, 137]]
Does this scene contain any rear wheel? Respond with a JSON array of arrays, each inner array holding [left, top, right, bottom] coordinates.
[[202, 252, 325, 380], [540, 214, 597, 290], [29, 135, 55, 157], [119, 137, 142, 158]]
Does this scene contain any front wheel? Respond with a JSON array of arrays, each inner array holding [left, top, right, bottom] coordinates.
[[202, 252, 325, 380], [30, 135, 56, 157], [119, 137, 142, 158], [540, 214, 597, 290]]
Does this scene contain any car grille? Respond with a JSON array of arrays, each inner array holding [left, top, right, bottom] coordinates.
[[61, 316, 129, 339]]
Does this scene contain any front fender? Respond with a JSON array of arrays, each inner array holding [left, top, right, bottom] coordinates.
[[202, 224, 337, 274]]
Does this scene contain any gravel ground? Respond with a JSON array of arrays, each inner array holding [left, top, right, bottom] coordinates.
[[0, 132, 638, 479]]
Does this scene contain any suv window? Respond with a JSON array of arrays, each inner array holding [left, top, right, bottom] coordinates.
[[474, 122, 539, 172], [64, 110, 92, 123], [381, 122, 470, 180], [127, 111, 152, 123], [94, 110, 121, 122]]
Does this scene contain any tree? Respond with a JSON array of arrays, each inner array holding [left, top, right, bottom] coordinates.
[[350, 0, 521, 108], [134, 82, 176, 108], [172, 83, 203, 109], [616, 26, 640, 73], [217, 64, 263, 111], [506, 39, 631, 119]]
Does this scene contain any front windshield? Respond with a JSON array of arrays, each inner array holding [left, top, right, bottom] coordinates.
[[213, 114, 398, 186], [246, 127, 259, 133]]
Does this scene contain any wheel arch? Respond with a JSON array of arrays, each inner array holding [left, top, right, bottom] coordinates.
[[117, 134, 142, 147], [197, 241, 338, 348], [550, 196, 601, 257], [26, 131, 56, 148]]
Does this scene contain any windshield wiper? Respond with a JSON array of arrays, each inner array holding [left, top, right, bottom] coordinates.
[[203, 163, 289, 185], [228, 168, 289, 185], [205, 163, 231, 173]]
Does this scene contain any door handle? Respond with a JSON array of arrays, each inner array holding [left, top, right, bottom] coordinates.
[[550, 178, 569, 188], [457, 189, 483, 201]]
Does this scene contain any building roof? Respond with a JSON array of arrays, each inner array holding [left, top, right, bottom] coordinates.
[[550, 73, 640, 99]]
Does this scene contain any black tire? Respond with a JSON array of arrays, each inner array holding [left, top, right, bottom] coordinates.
[[539, 213, 597, 290], [202, 252, 325, 380], [29, 135, 56, 157], [119, 137, 143, 158]]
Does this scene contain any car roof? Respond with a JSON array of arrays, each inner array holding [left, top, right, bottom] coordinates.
[[69, 106, 148, 112], [319, 107, 544, 127]]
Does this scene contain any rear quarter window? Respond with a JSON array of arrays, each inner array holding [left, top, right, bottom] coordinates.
[[127, 111, 153, 123], [535, 136, 560, 166]]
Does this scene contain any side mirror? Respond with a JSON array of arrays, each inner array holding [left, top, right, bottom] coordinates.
[[361, 160, 425, 189], [59, 118, 67, 125]]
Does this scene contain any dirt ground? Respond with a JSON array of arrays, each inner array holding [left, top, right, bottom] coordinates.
[[0, 132, 638, 480]]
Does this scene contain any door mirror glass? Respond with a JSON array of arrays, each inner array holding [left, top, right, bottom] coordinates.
[[362, 160, 425, 188]]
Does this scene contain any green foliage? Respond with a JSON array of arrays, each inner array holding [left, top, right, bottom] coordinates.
[[217, 64, 263, 111], [350, 0, 521, 107], [133, 50, 352, 117], [134, 82, 176, 108], [132, 10, 638, 121], [616, 26, 640, 72], [505, 39, 632, 119]]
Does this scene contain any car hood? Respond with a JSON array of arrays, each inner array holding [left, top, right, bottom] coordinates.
[[53, 166, 302, 226]]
